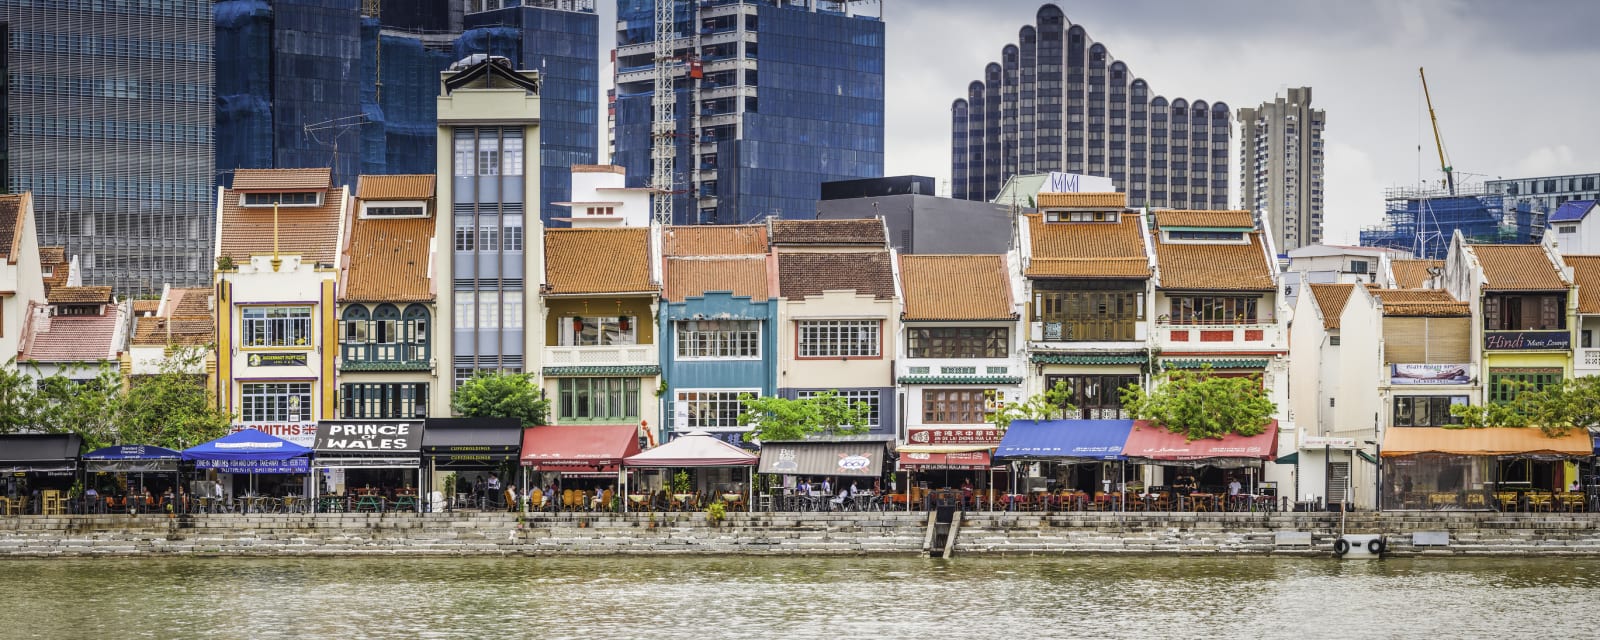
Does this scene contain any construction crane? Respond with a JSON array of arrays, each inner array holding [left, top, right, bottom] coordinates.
[[651, 0, 678, 226], [1419, 67, 1454, 195]]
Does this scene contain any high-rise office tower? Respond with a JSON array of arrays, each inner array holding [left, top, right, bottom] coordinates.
[[613, 0, 885, 225], [5, 1, 216, 292], [951, 4, 1230, 211], [1239, 87, 1325, 251]]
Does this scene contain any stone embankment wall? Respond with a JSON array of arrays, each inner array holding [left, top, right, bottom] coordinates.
[[3, 511, 1600, 557]]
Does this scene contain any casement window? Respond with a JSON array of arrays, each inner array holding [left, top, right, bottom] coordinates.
[[558, 377, 642, 421], [1393, 396, 1468, 427], [677, 390, 756, 430], [1044, 374, 1138, 419], [561, 316, 638, 346], [340, 383, 427, 419], [906, 327, 1007, 358], [241, 382, 312, 422], [1488, 370, 1561, 404], [242, 306, 312, 347], [922, 389, 992, 424], [798, 389, 880, 428], [1169, 295, 1259, 325], [676, 320, 759, 358], [797, 320, 879, 358], [242, 192, 319, 207]]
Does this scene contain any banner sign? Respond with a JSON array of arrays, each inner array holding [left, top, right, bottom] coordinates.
[[907, 428, 1002, 446], [1390, 364, 1470, 385], [195, 457, 309, 474], [232, 423, 317, 448], [1483, 330, 1571, 351], [1299, 435, 1357, 449], [247, 352, 308, 367], [315, 421, 422, 453]]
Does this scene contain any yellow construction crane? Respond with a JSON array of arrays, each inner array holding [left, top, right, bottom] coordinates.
[[1419, 67, 1454, 195]]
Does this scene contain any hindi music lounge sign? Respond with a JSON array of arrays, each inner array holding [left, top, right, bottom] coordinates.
[[1483, 330, 1571, 351]]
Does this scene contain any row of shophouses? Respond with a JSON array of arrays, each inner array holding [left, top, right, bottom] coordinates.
[[1, 59, 1595, 508]]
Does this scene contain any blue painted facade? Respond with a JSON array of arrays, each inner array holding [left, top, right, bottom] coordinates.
[[659, 291, 778, 443]]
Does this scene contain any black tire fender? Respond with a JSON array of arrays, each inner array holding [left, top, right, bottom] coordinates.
[[1333, 538, 1350, 555], [1368, 538, 1385, 554]]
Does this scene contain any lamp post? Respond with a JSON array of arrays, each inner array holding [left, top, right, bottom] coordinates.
[[1364, 440, 1381, 511]]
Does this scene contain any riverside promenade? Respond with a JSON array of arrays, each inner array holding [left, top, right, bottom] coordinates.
[[5, 511, 1600, 557]]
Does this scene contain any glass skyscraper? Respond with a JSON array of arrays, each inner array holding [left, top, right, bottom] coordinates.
[[614, 0, 884, 225], [951, 3, 1231, 211], [5, 0, 216, 292]]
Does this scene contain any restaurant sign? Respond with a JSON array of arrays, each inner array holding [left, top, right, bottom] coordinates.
[[907, 428, 1002, 446], [1390, 364, 1470, 385], [315, 421, 422, 453], [1484, 330, 1571, 351], [1299, 435, 1357, 450], [247, 352, 308, 367], [232, 422, 317, 447]]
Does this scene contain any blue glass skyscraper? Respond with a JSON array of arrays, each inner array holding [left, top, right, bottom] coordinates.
[[614, 0, 884, 225]]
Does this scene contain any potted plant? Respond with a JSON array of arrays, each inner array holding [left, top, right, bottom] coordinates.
[[706, 500, 727, 526]]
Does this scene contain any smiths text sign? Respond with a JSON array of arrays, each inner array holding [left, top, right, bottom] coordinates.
[[314, 421, 423, 453]]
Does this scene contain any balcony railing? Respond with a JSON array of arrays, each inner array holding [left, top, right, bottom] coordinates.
[[1035, 320, 1137, 342], [1581, 348, 1600, 369], [544, 344, 658, 366], [1155, 320, 1283, 346], [341, 343, 430, 371]]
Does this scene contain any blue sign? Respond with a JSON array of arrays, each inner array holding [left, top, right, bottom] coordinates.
[[195, 457, 310, 474], [1483, 330, 1571, 351]]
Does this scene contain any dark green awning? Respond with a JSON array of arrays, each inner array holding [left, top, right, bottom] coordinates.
[[896, 376, 1023, 385], [542, 365, 661, 377], [1357, 451, 1377, 464], [1274, 452, 1298, 465], [1162, 358, 1270, 370]]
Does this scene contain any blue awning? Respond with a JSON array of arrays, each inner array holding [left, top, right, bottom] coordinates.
[[84, 445, 181, 461], [1592, 434, 1600, 456], [994, 419, 1133, 461]]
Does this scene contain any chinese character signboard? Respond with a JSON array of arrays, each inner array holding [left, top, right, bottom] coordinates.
[[907, 428, 1002, 446]]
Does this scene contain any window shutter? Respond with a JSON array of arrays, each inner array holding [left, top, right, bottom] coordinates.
[[1425, 317, 1470, 364], [1384, 318, 1426, 364]]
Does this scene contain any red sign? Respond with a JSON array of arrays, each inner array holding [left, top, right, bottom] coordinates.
[[899, 451, 993, 470], [906, 428, 1001, 446]]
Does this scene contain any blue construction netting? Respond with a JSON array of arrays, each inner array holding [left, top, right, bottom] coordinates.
[[1360, 190, 1546, 260]]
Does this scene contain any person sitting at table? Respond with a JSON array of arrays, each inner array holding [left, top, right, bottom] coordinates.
[[832, 484, 850, 509], [797, 479, 812, 496], [505, 485, 519, 512], [1228, 477, 1242, 496], [1173, 474, 1197, 494]]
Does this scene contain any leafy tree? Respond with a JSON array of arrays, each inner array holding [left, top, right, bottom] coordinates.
[[1120, 366, 1276, 441], [985, 380, 1078, 432], [0, 359, 51, 435], [116, 349, 234, 450], [451, 371, 550, 426], [34, 363, 124, 448], [738, 391, 872, 442], [1449, 377, 1600, 437]]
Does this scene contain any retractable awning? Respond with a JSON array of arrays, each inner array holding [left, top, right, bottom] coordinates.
[[993, 420, 1133, 462], [757, 440, 886, 478], [0, 434, 83, 473], [1122, 420, 1278, 462], [422, 417, 523, 468], [1381, 427, 1592, 458], [82, 445, 181, 473], [520, 424, 642, 471]]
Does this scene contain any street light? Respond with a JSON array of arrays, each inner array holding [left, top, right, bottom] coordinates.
[[1364, 439, 1381, 511]]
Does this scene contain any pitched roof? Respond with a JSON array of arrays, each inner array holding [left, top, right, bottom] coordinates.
[[1153, 209, 1256, 229], [900, 254, 1014, 321], [1390, 259, 1443, 289], [356, 174, 435, 201], [777, 251, 895, 301], [47, 286, 112, 304], [1549, 200, 1596, 223], [664, 256, 768, 302], [131, 316, 214, 347], [0, 195, 20, 262], [1470, 244, 1568, 291], [231, 168, 332, 191], [217, 185, 347, 265], [340, 216, 434, 302], [662, 225, 767, 256], [1564, 255, 1600, 314], [1371, 288, 1470, 317], [544, 227, 656, 294], [21, 313, 121, 362], [1307, 284, 1356, 330], [168, 288, 212, 319], [37, 246, 64, 264], [768, 219, 885, 246], [132, 299, 160, 315], [1035, 192, 1126, 209], [1154, 232, 1276, 291], [1024, 213, 1150, 279], [38, 246, 68, 292]]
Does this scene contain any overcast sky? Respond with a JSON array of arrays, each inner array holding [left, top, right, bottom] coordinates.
[[597, 1, 1600, 243]]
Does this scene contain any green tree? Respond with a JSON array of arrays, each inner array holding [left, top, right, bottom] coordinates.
[[985, 380, 1078, 432], [0, 359, 51, 434], [1449, 377, 1600, 437], [116, 349, 234, 450], [1120, 366, 1276, 441], [34, 363, 125, 448], [738, 391, 872, 442], [451, 371, 550, 426]]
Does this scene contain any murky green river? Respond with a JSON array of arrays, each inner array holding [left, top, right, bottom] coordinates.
[[2, 555, 1596, 638]]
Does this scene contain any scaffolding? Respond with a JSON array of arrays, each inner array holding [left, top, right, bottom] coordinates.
[[1360, 186, 1548, 260]]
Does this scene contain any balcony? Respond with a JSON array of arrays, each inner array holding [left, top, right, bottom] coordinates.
[[1579, 348, 1600, 375], [544, 344, 659, 367], [1029, 319, 1143, 344], [341, 343, 430, 372], [1154, 320, 1286, 350]]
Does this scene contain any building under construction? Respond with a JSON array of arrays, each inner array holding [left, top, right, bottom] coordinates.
[[1359, 186, 1547, 260]]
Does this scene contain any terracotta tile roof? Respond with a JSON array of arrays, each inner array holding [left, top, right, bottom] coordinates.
[[131, 316, 214, 347], [1373, 288, 1470, 317], [38, 246, 68, 292], [900, 254, 1014, 320], [132, 299, 160, 315], [217, 186, 346, 265], [777, 251, 895, 301], [231, 168, 332, 191], [1153, 210, 1256, 229], [48, 286, 112, 304], [662, 225, 768, 256], [1036, 192, 1126, 209], [356, 174, 435, 200], [1390, 259, 1443, 289], [37, 246, 64, 264], [571, 164, 627, 174], [340, 216, 434, 302], [168, 288, 212, 319], [664, 256, 768, 302], [1024, 213, 1150, 279], [0, 195, 20, 262], [1563, 255, 1600, 314], [544, 227, 656, 294], [768, 219, 885, 246], [1154, 232, 1276, 291], [1471, 244, 1568, 291], [21, 313, 121, 362], [1308, 284, 1356, 330]]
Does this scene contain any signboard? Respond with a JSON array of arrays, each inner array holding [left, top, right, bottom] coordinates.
[[907, 428, 1002, 446], [1390, 364, 1470, 385], [232, 423, 317, 448], [1484, 330, 1571, 351], [195, 457, 309, 474], [314, 420, 422, 453], [1299, 435, 1357, 450], [1041, 172, 1116, 194], [247, 352, 308, 367]]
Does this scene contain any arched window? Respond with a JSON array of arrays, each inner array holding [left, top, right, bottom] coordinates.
[[341, 305, 371, 362], [403, 304, 431, 361], [372, 304, 401, 344]]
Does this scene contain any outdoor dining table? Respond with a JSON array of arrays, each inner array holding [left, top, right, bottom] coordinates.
[[355, 495, 386, 513], [318, 495, 348, 513], [672, 494, 697, 511]]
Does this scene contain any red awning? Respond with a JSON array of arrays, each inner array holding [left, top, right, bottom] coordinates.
[[520, 425, 642, 470], [898, 450, 993, 470], [1123, 420, 1278, 461]]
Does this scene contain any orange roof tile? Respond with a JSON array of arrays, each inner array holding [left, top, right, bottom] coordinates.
[[900, 255, 1014, 321], [37, 246, 64, 264], [768, 219, 885, 246], [231, 168, 332, 191], [1390, 259, 1443, 289], [777, 251, 895, 301], [132, 299, 160, 315], [48, 286, 112, 304], [1036, 192, 1127, 209], [1153, 210, 1255, 229], [1308, 284, 1356, 330], [217, 186, 346, 265], [340, 216, 434, 302], [0, 195, 20, 262], [1564, 255, 1600, 314], [131, 316, 214, 347], [1471, 244, 1568, 291], [38, 245, 68, 292], [21, 313, 121, 362], [664, 256, 768, 302], [571, 164, 627, 174], [168, 288, 212, 318], [662, 225, 767, 256], [1154, 232, 1276, 291], [356, 174, 435, 200], [544, 227, 656, 294], [1024, 213, 1150, 278]]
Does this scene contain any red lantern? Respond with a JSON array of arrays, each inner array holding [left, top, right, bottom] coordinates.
[[618, 316, 631, 332], [572, 318, 584, 333]]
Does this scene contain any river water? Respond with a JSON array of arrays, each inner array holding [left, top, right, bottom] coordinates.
[[3, 555, 1596, 639]]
